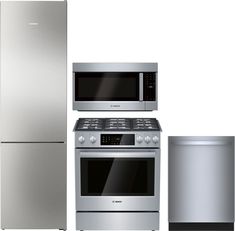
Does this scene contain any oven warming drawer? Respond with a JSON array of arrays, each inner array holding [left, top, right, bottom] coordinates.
[[76, 212, 159, 230]]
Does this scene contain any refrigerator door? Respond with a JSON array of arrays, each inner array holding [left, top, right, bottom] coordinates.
[[0, 1, 67, 142], [169, 136, 234, 222], [0, 143, 66, 229]]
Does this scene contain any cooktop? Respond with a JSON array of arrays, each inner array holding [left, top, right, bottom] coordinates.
[[74, 118, 162, 131]]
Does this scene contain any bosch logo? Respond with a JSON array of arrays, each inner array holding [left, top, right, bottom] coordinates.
[[110, 105, 120, 108], [112, 200, 122, 203]]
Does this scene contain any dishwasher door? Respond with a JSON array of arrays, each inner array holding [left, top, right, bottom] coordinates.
[[169, 136, 234, 223]]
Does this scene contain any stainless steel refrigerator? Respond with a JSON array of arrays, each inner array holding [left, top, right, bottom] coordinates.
[[169, 136, 234, 231], [0, 1, 67, 229]]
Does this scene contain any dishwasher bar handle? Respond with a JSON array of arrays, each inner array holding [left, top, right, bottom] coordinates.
[[173, 140, 232, 146]]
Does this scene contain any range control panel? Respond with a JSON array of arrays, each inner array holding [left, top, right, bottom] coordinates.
[[75, 132, 160, 148]]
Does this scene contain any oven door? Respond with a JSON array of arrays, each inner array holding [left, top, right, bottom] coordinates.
[[75, 149, 160, 211], [73, 72, 145, 111]]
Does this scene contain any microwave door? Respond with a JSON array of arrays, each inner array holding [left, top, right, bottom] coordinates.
[[75, 72, 140, 101], [73, 72, 146, 111]]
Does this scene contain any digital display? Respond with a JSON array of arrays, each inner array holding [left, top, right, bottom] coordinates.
[[101, 134, 135, 145]]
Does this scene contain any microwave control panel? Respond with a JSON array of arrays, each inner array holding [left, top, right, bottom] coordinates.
[[143, 72, 156, 101]]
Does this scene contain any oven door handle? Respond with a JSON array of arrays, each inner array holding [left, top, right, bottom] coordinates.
[[78, 151, 158, 158]]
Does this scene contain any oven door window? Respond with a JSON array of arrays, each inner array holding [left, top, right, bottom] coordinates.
[[75, 72, 139, 101], [81, 158, 154, 196]]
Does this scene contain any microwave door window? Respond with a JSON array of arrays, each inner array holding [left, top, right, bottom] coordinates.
[[81, 158, 154, 196], [75, 73, 139, 101]]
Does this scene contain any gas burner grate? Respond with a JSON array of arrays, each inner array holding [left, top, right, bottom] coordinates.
[[74, 118, 161, 131], [133, 118, 158, 130], [78, 118, 103, 130], [105, 118, 131, 130]]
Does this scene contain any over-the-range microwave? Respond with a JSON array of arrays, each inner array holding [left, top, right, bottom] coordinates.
[[73, 63, 158, 111]]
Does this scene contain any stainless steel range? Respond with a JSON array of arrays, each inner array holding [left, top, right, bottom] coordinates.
[[74, 118, 162, 230]]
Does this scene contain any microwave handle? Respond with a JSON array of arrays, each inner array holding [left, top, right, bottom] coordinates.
[[139, 73, 143, 101]]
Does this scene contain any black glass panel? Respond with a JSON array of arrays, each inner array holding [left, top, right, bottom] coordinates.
[[101, 134, 135, 145], [81, 158, 154, 196], [75, 72, 139, 101], [143, 72, 156, 101], [169, 223, 234, 231]]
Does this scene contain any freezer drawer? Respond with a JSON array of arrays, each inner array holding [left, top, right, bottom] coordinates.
[[0, 143, 66, 229], [169, 136, 234, 222], [0, 1, 67, 142]]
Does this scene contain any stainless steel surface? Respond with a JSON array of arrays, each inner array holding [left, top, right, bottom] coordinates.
[[0, 1, 67, 142], [0, 1, 67, 229], [0, 2, 1, 142], [169, 136, 234, 222], [75, 118, 161, 230], [74, 118, 161, 148], [73, 62, 158, 72], [75, 149, 160, 211], [76, 212, 159, 230], [0, 143, 66, 229], [171, 140, 231, 146], [74, 100, 157, 111], [75, 131, 161, 148], [73, 63, 158, 111]]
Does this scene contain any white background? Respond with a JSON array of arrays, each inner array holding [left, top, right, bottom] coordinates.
[[67, 0, 235, 230]]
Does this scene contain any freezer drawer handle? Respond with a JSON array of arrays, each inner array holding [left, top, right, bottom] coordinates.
[[173, 140, 232, 146]]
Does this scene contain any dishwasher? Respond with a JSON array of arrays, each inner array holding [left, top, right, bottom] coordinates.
[[169, 136, 234, 231]]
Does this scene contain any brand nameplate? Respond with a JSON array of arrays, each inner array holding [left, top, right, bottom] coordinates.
[[110, 105, 121, 108], [112, 200, 122, 203]]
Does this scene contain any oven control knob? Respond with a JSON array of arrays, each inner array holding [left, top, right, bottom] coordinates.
[[136, 135, 143, 143], [90, 136, 97, 144], [152, 136, 159, 143], [145, 136, 151, 144], [78, 136, 85, 144]]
